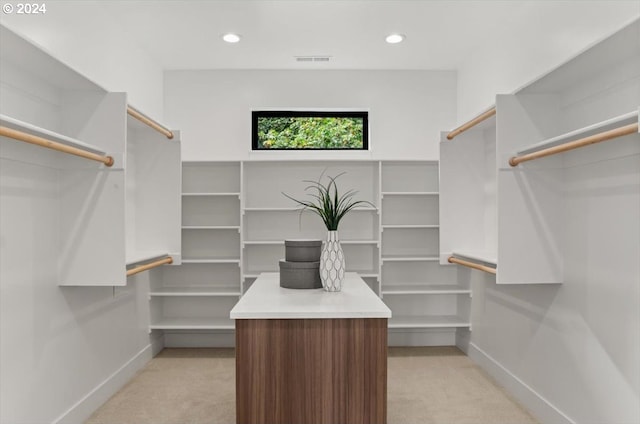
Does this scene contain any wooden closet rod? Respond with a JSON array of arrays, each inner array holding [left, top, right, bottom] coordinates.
[[448, 256, 497, 275], [0, 126, 114, 167], [446, 107, 496, 140], [509, 123, 638, 166], [126, 256, 173, 277], [127, 106, 174, 139]]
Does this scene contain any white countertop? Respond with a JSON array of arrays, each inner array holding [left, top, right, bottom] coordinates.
[[230, 272, 392, 319]]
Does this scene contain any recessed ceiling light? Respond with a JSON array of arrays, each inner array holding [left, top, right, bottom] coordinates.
[[222, 33, 241, 43], [385, 34, 405, 44]]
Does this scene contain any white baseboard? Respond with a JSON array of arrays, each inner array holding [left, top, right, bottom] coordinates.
[[53, 344, 153, 424], [467, 342, 575, 424]]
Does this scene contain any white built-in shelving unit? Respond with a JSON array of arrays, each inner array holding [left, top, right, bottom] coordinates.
[[380, 161, 470, 343], [155, 159, 469, 345], [149, 162, 241, 333], [0, 25, 181, 287]]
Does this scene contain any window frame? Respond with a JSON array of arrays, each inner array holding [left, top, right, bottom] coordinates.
[[251, 110, 369, 151]]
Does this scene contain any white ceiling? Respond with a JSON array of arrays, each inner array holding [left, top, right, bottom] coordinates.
[[98, 0, 634, 71]]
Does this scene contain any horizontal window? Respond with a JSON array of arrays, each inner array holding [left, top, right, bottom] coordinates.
[[252, 111, 368, 150]]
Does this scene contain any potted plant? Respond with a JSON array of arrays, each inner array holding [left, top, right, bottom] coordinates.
[[283, 172, 375, 291]]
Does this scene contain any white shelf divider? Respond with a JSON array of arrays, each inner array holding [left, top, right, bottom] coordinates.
[[182, 192, 241, 197], [381, 192, 439, 196], [450, 250, 497, 267], [126, 251, 172, 267], [182, 226, 241, 230], [382, 256, 440, 262], [150, 287, 241, 297], [388, 315, 471, 329], [382, 284, 471, 295], [181, 259, 241, 264], [150, 318, 235, 331], [382, 224, 439, 229]]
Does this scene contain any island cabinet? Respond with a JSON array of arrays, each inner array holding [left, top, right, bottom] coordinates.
[[230, 272, 392, 424]]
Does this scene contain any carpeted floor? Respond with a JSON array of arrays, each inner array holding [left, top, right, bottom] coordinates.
[[87, 347, 537, 424]]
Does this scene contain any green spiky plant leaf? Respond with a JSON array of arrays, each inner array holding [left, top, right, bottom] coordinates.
[[283, 172, 376, 231]]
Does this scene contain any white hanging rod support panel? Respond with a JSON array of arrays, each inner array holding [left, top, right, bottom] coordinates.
[[127, 106, 174, 139], [509, 123, 638, 167], [126, 256, 173, 277], [448, 256, 497, 275], [0, 126, 114, 167], [446, 107, 496, 140]]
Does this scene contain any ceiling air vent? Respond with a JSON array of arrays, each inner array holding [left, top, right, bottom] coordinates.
[[295, 56, 332, 63]]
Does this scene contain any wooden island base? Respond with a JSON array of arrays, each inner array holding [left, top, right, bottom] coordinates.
[[236, 318, 388, 424]]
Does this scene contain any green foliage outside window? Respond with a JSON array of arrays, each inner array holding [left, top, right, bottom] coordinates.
[[256, 116, 364, 149]]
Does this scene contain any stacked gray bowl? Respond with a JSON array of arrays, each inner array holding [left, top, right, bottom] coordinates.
[[279, 239, 322, 289]]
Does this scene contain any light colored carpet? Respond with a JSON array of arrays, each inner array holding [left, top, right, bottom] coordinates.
[[87, 347, 538, 424]]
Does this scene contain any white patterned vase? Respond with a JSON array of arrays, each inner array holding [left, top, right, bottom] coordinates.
[[320, 230, 346, 292]]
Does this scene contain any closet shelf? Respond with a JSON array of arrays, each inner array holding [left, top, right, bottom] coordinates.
[[355, 272, 379, 279], [1, 114, 107, 156], [182, 192, 241, 197], [382, 224, 439, 229], [182, 225, 240, 230], [516, 111, 638, 156], [150, 286, 241, 297], [181, 259, 241, 264], [382, 255, 439, 262], [150, 318, 235, 330], [243, 206, 378, 212], [126, 252, 172, 267], [450, 251, 497, 267], [382, 284, 471, 295], [242, 239, 379, 246], [244, 271, 378, 279], [382, 191, 439, 196], [388, 315, 471, 329]]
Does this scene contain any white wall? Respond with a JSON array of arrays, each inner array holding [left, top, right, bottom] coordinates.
[[0, 1, 165, 119], [466, 149, 640, 423], [456, 1, 639, 123], [164, 70, 457, 161], [0, 160, 156, 423]]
